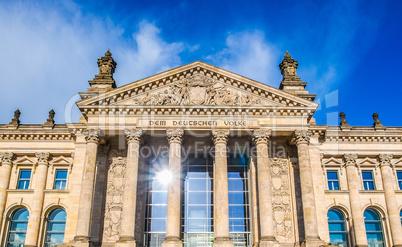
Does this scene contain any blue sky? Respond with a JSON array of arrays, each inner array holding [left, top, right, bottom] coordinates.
[[0, 0, 401, 126]]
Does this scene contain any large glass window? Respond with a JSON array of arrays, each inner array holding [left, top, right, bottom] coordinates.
[[362, 171, 375, 190], [364, 209, 385, 247], [44, 209, 67, 247], [182, 155, 214, 247], [327, 171, 340, 190], [6, 208, 29, 247], [327, 209, 348, 247], [397, 171, 402, 190], [17, 169, 31, 189], [144, 159, 168, 247], [53, 170, 68, 189], [228, 154, 251, 246]]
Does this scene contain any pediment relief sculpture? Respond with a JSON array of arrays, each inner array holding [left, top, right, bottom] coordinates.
[[122, 72, 273, 107]]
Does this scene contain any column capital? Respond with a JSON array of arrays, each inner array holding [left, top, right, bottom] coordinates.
[[36, 152, 51, 165], [212, 129, 230, 145], [125, 128, 143, 144], [0, 152, 14, 165], [252, 129, 272, 145], [291, 130, 310, 146], [167, 129, 184, 144], [84, 129, 101, 144], [343, 153, 358, 167], [378, 154, 393, 167]]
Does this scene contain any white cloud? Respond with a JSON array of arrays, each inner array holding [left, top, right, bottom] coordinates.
[[205, 31, 282, 87], [0, 1, 189, 124]]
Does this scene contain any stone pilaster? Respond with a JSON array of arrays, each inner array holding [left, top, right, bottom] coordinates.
[[378, 154, 402, 247], [212, 129, 234, 247], [73, 129, 100, 246], [117, 129, 144, 247], [252, 129, 277, 246], [343, 154, 367, 247], [25, 152, 51, 247], [0, 153, 14, 228], [292, 130, 323, 247], [162, 129, 184, 247]]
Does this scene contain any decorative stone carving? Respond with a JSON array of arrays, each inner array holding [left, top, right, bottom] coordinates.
[[44, 109, 55, 126], [36, 152, 50, 165], [166, 129, 184, 144], [339, 112, 350, 127], [378, 154, 393, 167], [373, 112, 384, 128], [133, 72, 262, 106], [9, 109, 21, 125], [84, 129, 101, 143], [212, 129, 230, 145], [103, 156, 127, 242], [252, 129, 272, 145], [270, 158, 293, 241], [343, 154, 358, 167], [291, 130, 310, 146], [88, 50, 117, 91], [0, 152, 14, 164], [125, 128, 143, 143], [279, 51, 300, 81]]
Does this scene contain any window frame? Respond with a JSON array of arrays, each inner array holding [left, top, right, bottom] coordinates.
[[6, 208, 29, 246], [17, 168, 32, 189], [327, 208, 349, 247], [396, 170, 402, 190], [43, 208, 67, 247], [53, 169, 68, 190], [364, 208, 386, 247], [326, 170, 340, 190], [362, 170, 376, 190]]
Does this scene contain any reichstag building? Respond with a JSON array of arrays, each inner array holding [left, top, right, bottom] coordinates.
[[0, 50, 401, 247]]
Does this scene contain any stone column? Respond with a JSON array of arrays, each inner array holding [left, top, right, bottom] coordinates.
[[378, 154, 402, 247], [343, 154, 367, 247], [162, 129, 184, 247], [73, 129, 100, 246], [212, 129, 234, 247], [252, 129, 277, 246], [25, 152, 51, 247], [117, 129, 143, 247], [0, 153, 14, 230], [292, 130, 323, 247]]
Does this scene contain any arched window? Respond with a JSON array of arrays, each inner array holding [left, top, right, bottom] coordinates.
[[6, 208, 29, 246], [44, 208, 67, 247], [400, 209, 402, 226], [364, 209, 385, 247], [327, 209, 348, 247]]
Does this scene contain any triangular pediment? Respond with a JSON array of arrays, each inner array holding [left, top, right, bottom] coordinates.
[[77, 61, 318, 110]]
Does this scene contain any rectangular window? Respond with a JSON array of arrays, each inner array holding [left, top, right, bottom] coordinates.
[[397, 171, 402, 190], [327, 171, 340, 190], [17, 169, 31, 189], [362, 171, 375, 190], [54, 170, 68, 190]]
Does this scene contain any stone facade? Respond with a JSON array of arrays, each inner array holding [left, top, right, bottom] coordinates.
[[0, 51, 401, 247]]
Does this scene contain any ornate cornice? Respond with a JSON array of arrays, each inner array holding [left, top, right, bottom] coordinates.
[[343, 154, 358, 167], [212, 129, 230, 145], [166, 129, 184, 144], [84, 129, 101, 144], [125, 129, 143, 144], [378, 154, 393, 167], [252, 129, 271, 145], [291, 130, 310, 146], [36, 152, 51, 165], [0, 152, 14, 164]]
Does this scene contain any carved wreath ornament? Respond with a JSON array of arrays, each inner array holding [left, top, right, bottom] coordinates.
[[134, 72, 262, 106]]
